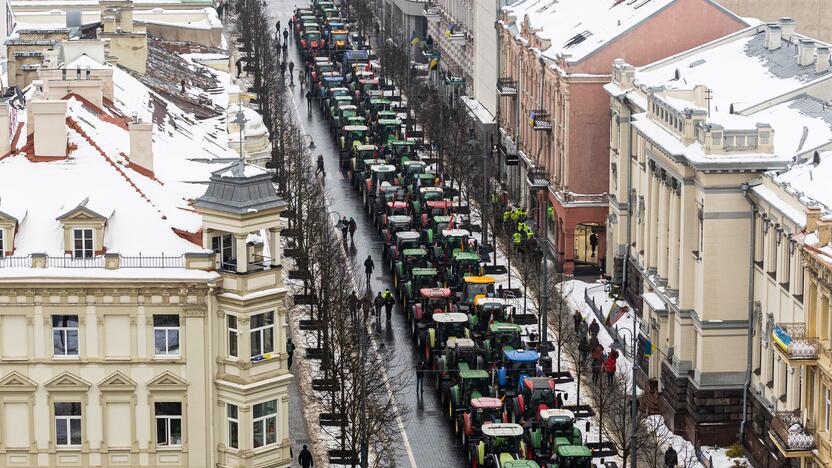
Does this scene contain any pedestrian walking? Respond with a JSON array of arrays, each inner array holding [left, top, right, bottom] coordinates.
[[340, 216, 349, 240], [384, 290, 394, 321], [282, 40, 288, 56], [664, 446, 678, 468], [289, 61, 295, 83], [590, 232, 598, 257], [348, 217, 357, 243], [348, 290, 358, 321], [415, 359, 425, 396], [573, 309, 583, 334], [589, 319, 600, 338], [235, 58, 242, 77], [280, 61, 286, 79], [306, 89, 312, 113], [286, 337, 294, 368], [288, 18, 293, 32], [591, 343, 604, 384], [364, 255, 375, 285], [315, 154, 325, 176], [298, 444, 313, 468], [578, 335, 590, 365], [373, 292, 384, 324], [275, 20, 280, 34], [283, 28, 289, 44], [603, 352, 617, 386]]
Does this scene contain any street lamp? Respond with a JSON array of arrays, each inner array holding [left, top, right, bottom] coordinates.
[[304, 133, 316, 150], [614, 312, 640, 468]]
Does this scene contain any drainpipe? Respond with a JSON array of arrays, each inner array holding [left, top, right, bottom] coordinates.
[[740, 182, 756, 443]]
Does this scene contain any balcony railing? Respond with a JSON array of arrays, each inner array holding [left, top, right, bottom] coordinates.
[[530, 110, 552, 131], [497, 77, 517, 96], [773, 323, 820, 362], [219, 254, 274, 275], [0, 256, 32, 268], [0, 254, 187, 269], [770, 410, 815, 456], [558, 191, 608, 206]]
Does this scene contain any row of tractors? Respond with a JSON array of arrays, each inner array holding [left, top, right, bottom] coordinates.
[[294, 3, 593, 467]]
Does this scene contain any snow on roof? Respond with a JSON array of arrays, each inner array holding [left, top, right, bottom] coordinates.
[[770, 151, 832, 214], [0, 56, 246, 257], [751, 184, 808, 227], [503, 0, 676, 64], [636, 27, 832, 115]]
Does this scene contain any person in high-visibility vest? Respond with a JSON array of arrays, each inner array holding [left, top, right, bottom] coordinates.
[[513, 231, 522, 253], [511, 208, 520, 222], [503, 209, 511, 223], [547, 206, 554, 220]]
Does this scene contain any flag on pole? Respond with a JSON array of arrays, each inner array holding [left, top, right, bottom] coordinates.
[[429, 57, 439, 71], [644, 339, 653, 359], [410, 31, 420, 46]]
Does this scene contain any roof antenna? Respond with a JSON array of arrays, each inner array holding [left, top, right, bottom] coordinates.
[[813, 150, 821, 165]]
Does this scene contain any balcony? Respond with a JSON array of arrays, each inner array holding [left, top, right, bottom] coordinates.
[[769, 410, 816, 458], [497, 142, 519, 166], [772, 323, 819, 365], [529, 110, 552, 131], [423, 6, 440, 22], [497, 77, 517, 96]]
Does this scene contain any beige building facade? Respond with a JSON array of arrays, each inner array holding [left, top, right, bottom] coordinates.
[[605, 21, 832, 445]]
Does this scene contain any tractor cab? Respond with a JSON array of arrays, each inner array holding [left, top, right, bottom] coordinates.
[[462, 397, 506, 450], [402, 267, 441, 311], [394, 248, 429, 291], [349, 157, 384, 188], [473, 298, 512, 334], [332, 103, 358, 130], [509, 377, 563, 424], [483, 322, 523, 363], [530, 410, 591, 468], [390, 139, 417, 164], [294, 13, 316, 34], [436, 229, 471, 267], [367, 97, 392, 116], [385, 228, 419, 265], [300, 29, 324, 53], [320, 6, 339, 19], [379, 201, 410, 230], [413, 188, 445, 224], [457, 275, 496, 312], [339, 124, 368, 154], [310, 58, 335, 83], [448, 365, 493, 425], [399, 160, 426, 185], [426, 199, 454, 218], [410, 287, 453, 335], [449, 250, 483, 288], [329, 28, 349, 50], [423, 312, 469, 362], [364, 164, 397, 204], [498, 350, 540, 396], [375, 118, 402, 145], [473, 423, 530, 468]]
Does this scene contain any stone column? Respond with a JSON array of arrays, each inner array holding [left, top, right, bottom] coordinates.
[[668, 180, 681, 291], [234, 233, 248, 274], [268, 227, 281, 267], [648, 164, 660, 272], [657, 171, 669, 279]]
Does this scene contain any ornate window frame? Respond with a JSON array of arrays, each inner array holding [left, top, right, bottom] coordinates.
[[0, 372, 37, 453], [98, 371, 138, 453], [146, 371, 188, 452], [44, 372, 92, 453]]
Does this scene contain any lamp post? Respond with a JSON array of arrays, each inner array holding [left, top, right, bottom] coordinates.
[[615, 312, 640, 468]]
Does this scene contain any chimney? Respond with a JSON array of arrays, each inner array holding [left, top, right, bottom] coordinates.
[[816, 46, 830, 73], [128, 119, 154, 177], [778, 17, 796, 42], [798, 39, 816, 66], [766, 24, 782, 50], [807, 206, 822, 231], [30, 100, 68, 159]]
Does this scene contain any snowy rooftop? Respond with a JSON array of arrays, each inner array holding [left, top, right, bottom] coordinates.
[[636, 26, 832, 115], [503, 0, 675, 64], [0, 55, 247, 258], [767, 151, 832, 215]]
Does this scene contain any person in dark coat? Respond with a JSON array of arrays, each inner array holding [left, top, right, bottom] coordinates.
[[298, 444, 313, 468], [415, 360, 426, 396], [275, 20, 280, 33], [589, 319, 600, 338], [591, 344, 604, 384], [340, 216, 349, 240], [315, 154, 325, 176], [573, 310, 583, 334], [373, 292, 384, 324], [578, 335, 590, 365], [235, 58, 242, 77], [286, 338, 294, 368], [348, 217, 357, 243], [347, 291, 358, 321], [283, 28, 289, 44], [603, 353, 617, 385], [364, 255, 374, 285], [664, 446, 678, 467], [384, 291, 394, 321], [590, 232, 598, 257]]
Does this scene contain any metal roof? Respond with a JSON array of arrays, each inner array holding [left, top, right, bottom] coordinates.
[[433, 312, 468, 323], [481, 423, 524, 437], [504, 349, 540, 362], [194, 161, 286, 215]]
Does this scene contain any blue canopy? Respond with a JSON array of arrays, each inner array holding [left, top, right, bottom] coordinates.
[[504, 349, 539, 363], [324, 76, 344, 82]]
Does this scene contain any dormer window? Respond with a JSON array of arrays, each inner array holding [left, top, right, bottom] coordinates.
[[72, 229, 94, 258]]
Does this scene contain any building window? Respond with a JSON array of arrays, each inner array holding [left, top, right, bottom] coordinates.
[[250, 312, 274, 358], [72, 228, 94, 258], [761, 133, 770, 145], [252, 400, 277, 448], [227, 404, 239, 449], [55, 402, 82, 447], [52, 315, 79, 356], [212, 233, 233, 266], [154, 402, 182, 447], [712, 133, 722, 146], [228, 315, 238, 358], [0, 229, 4, 258], [748, 136, 757, 148], [153, 315, 180, 356]]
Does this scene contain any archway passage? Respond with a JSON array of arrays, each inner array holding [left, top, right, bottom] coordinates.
[[573, 222, 604, 273]]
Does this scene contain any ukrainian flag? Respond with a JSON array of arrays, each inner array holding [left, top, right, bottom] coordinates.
[[429, 57, 439, 71], [410, 31, 420, 46], [644, 339, 653, 358]]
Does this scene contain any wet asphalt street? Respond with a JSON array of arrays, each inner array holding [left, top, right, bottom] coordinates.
[[266, 0, 466, 465]]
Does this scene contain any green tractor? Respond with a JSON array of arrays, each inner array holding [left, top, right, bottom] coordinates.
[[471, 423, 535, 468], [437, 337, 486, 392], [377, 200, 410, 231], [330, 101, 357, 129], [448, 250, 483, 289], [471, 298, 513, 336], [434, 228, 471, 268], [410, 287, 454, 336], [529, 409, 592, 468], [362, 164, 397, 209], [412, 188, 445, 222], [420, 214, 451, 242], [446, 365, 492, 432], [338, 124, 368, 161], [394, 248, 429, 291], [349, 157, 384, 188], [419, 199, 454, 227], [461, 397, 507, 454], [386, 230, 420, 270], [401, 267, 441, 311], [374, 118, 402, 146], [419, 311, 469, 362], [483, 322, 523, 366], [399, 160, 427, 186], [389, 139, 418, 166]]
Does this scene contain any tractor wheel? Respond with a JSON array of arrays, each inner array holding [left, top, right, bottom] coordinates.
[[410, 317, 416, 336], [511, 398, 522, 424]]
